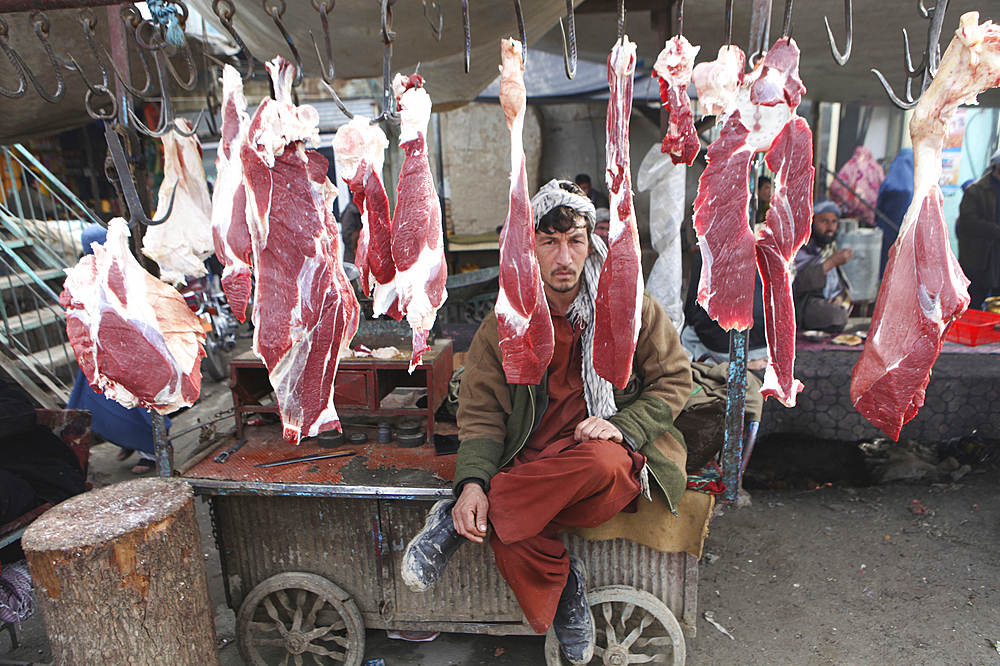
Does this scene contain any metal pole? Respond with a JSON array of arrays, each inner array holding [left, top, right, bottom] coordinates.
[[0, 0, 122, 13]]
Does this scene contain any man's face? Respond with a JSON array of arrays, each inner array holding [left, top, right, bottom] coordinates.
[[535, 223, 590, 295], [812, 212, 839, 245], [759, 182, 772, 203], [593, 219, 610, 243], [578, 181, 592, 197]]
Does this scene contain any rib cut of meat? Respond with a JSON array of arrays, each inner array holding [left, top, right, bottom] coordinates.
[[692, 110, 756, 331], [495, 38, 553, 385], [333, 116, 400, 319], [653, 36, 701, 166], [211, 65, 253, 322], [142, 117, 214, 285], [242, 57, 360, 442], [851, 13, 999, 439], [391, 73, 448, 372], [61, 217, 205, 414], [594, 38, 643, 390], [692, 45, 745, 119], [755, 115, 814, 407]]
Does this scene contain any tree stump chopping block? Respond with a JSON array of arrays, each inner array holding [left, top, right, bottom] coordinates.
[[21, 478, 220, 666]]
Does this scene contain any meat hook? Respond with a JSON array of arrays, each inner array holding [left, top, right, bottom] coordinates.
[[780, 0, 793, 39], [105, 5, 154, 99], [747, 0, 772, 67], [262, 0, 303, 88], [103, 120, 177, 228], [66, 54, 117, 120], [675, 0, 683, 38], [372, 0, 399, 125], [212, 0, 255, 80], [514, 0, 527, 63], [461, 0, 471, 73], [320, 80, 354, 120], [823, 0, 851, 65], [202, 23, 220, 135], [558, 0, 576, 79], [871, 0, 949, 109], [0, 18, 28, 99], [23, 11, 65, 103], [310, 0, 339, 83], [724, 0, 733, 47], [423, 0, 443, 42], [128, 42, 204, 138]]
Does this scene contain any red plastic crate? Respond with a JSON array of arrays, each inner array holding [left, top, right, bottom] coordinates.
[[945, 308, 1000, 346]]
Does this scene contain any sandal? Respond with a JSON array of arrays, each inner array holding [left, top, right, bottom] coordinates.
[[131, 458, 156, 475], [117, 448, 135, 462]]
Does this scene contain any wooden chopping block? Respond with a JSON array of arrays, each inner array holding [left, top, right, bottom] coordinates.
[[21, 478, 220, 666]]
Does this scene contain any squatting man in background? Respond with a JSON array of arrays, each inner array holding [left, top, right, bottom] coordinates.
[[401, 180, 692, 664], [793, 198, 855, 333]]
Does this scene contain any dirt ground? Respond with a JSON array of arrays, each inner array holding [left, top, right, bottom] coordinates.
[[3, 358, 999, 665]]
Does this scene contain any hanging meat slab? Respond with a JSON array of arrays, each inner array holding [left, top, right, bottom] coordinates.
[[653, 35, 701, 166], [391, 73, 448, 372], [692, 110, 757, 331], [594, 38, 643, 390], [141, 118, 214, 285], [851, 13, 1000, 440], [61, 217, 205, 414], [333, 116, 400, 319], [241, 57, 360, 443], [495, 38, 554, 385], [211, 64, 254, 322]]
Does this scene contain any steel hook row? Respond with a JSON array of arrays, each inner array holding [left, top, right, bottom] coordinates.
[[871, 0, 949, 109], [824, 0, 852, 65], [0, 12, 65, 103]]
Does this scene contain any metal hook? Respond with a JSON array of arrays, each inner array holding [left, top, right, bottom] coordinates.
[[724, 0, 733, 47], [461, 0, 471, 73], [310, 0, 337, 82], [202, 23, 220, 135], [372, 0, 399, 124], [617, 0, 626, 43], [66, 55, 118, 120], [24, 11, 65, 103], [128, 45, 203, 138], [823, 0, 851, 65], [0, 18, 28, 99], [104, 121, 177, 228], [675, 0, 683, 37], [871, 0, 949, 109], [558, 0, 577, 79], [262, 0, 303, 87], [164, 38, 198, 91], [747, 0, 772, 67], [64, 9, 110, 88], [423, 0, 443, 41], [212, 0, 255, 80], [780, 0, 794, 38], [106, 6, 154, 98], [320, 80, 355, 120], [514, 0, 527, 63]]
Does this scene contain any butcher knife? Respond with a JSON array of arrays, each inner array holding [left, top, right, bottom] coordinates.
[[213, 439, 248, 464], [253, 449, 356, 468]]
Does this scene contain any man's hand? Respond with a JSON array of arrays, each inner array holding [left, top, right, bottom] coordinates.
[[574, 416, 624, 443], [823, 248, 854, 272], [453, 483, 489, 543]]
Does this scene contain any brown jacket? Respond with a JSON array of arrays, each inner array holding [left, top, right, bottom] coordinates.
[[455, 294, 693, 510]]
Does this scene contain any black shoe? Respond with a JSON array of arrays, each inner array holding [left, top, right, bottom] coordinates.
[[401, 499, 467, 592], [552, 556, 595, 665]]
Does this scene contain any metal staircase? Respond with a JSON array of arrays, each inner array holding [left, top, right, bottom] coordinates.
[[0, 144, 104, 408]]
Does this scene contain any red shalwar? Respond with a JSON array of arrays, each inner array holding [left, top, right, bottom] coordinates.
[[486, 311, 644, 633]]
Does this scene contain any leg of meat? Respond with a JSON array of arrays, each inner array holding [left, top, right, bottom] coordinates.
[[211, 65, 253, 322], [495, 38, 554, 385], [61, 218, 205, 414], [692, 110, 757, 331], [756, 116, 814, 407], [242, 57, 360, 442], [851, 13, 1000, 439], [333, 117, 400, 319], [392, 74, 448, 372], [653, 36, 701, 166], [594, 39, 643, 390]]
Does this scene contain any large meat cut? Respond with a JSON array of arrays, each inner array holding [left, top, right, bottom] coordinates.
[[391, 73, 448, 372], [594, 38, 643, 390], [851, 13, 1000, 440], [242, 57, 360, 443], [333, 116, 399, 319], [495, 38, 553, 385], [653, 36, 701, 166], [211, 64, 253, 322], [142, 118, 214, 285], [692, 45, 745, 118], [61, 217, 205, 413]]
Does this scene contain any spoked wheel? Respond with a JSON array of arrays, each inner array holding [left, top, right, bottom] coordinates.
[[201, 335, 229, 383], [236, 572, 365, 666], [544, 586, 686, 666]]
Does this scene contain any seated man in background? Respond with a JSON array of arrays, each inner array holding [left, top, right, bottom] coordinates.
[[573, 173, 610, 210], [793, 199, 854, 334]]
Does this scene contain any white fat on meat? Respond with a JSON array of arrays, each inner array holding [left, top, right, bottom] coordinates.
[[61, 218, 205, 413], [692, 45, 745, 119], [142, 118, 214, 284], [653, 35, 700, 88]]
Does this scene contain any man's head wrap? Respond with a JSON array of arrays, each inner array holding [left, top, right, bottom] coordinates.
[[989, 147, 1000, 169], [530, 179, 596, 231], [813, 198, 841, 218]]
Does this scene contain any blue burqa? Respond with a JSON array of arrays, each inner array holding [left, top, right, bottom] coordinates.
[[874, 148, 914, 277]]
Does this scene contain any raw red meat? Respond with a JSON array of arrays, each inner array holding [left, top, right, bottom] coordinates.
[[692, 110, 756, 331], [755, 115, 814, 407], [653, 35, 701, 166], [594, 38, 643, 390], [495, 38, 554, 385], [211, 64, 253, 322], [333, 117, 400, 319], [242, 57, 360, 443], [852, 13, 999, 439], [748, 37, 806, 109], [391, 73, 448, 372], [61, 218, 205, 413]]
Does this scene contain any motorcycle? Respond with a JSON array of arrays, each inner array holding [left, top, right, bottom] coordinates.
[[181, 274, 239, 382]]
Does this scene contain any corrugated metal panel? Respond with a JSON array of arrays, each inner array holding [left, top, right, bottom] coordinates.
[[314, 98, 379, 131]]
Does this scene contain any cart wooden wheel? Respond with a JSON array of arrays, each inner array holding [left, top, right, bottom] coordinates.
[[236, 572, 365, 666], [544, 585, 686, 666]]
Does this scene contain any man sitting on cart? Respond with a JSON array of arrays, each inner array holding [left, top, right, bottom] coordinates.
[[402, 180, 692, 665]]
